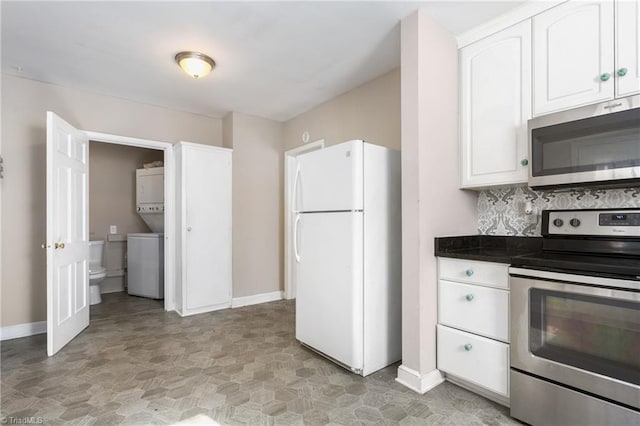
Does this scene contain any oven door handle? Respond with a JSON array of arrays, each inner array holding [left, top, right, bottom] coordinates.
[[509, 267, 640, 291]]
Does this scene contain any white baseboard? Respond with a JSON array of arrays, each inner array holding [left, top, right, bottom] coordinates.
[[1, 321, 47, 341], [232, 291, 283, 308], [396, 365, 445, 394]]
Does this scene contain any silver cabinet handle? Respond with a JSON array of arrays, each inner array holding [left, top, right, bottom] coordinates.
[[465, 269, 474, 277], [187, 226, 192, 232]]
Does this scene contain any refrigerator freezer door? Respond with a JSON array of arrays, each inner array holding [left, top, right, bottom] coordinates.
[[295, 211, 364, 372], [295, 140, 363, 212]]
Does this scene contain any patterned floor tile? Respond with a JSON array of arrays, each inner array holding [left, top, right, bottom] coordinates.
[[1, 300, 520, 425]]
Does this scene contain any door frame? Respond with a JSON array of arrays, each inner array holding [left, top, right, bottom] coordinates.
[[84, 131, 175, 312], [283, 139, 324, 300]]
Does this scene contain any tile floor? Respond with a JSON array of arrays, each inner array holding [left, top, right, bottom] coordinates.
[[1, 300, 520, 425], [90, 292, 164, 322]]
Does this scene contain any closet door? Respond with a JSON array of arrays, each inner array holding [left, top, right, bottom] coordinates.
[[177, 142, 232, 316]]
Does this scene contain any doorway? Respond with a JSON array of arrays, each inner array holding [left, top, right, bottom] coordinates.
[[283, 139, 324, 300], [85, 131, 175, 312], [87, 141, 165, 321]]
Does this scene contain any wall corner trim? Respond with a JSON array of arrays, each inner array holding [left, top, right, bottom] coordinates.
[[231, 291, 283, 308], [396, 365, 445, 394], [1, 321, 47, 341]]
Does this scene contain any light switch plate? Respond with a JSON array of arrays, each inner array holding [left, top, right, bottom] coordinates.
[[109, 225, 117, 234]]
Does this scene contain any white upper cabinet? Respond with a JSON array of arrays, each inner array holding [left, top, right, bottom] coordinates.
[[533, 1, 615, 116], [460, 20, 531, 188], [532, 0, 640, 115], [616, 0, 640, 97]]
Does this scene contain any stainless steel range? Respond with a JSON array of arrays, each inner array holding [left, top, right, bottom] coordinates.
[[509, 208, 640, 426]]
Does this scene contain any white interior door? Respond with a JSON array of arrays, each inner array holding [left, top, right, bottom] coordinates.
[[184, 144, 232, 312], [295, 211, 363, 371], [46, 112, 90, 356]]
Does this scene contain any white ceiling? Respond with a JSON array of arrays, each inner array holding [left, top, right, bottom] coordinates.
[[1, 1, 524, 122]]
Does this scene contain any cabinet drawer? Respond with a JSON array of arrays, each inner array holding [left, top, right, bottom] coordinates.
[[437, 325, 509, 397], [439, 280, 509, 342], [438, 258, 509, 289]]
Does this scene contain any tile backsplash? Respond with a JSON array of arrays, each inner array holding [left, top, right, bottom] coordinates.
[[478, 186, 640, 236]]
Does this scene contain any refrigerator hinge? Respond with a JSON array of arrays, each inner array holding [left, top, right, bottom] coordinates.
[[351, 367, 363, 375]]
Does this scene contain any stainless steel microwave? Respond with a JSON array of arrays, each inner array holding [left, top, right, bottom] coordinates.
[[528, 95, 640, 189]]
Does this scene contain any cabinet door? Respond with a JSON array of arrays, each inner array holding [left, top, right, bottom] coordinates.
[[183, 145, 232, 314], [616, 0, 640, 97], [533, 1, 614, 116], [460, 20, 531, 188]]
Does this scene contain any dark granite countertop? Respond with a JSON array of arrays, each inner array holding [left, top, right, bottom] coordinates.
[[435, 235, 543, 263]]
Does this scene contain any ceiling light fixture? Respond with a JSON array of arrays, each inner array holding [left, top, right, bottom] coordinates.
[[175, 51, 216, 78]]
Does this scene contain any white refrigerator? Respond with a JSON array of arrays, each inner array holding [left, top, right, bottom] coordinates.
[[294, 139, 401, 376]]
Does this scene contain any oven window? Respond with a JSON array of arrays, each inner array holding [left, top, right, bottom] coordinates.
[[530, 289, 640, 385], [531, 108, 640, 177]]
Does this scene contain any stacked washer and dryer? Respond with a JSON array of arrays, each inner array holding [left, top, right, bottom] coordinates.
[[128, 167, 164, 299]]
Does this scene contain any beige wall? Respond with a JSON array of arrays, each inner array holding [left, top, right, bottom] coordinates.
[[399, 11, 478, 385], [225, 112, 284, 298], [89, 142, 163, 240], [283, 68, 400, 151], [1, 74, 223, 327]]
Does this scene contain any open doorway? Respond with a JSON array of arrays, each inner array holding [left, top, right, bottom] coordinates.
[[87, 141, 165, 321]]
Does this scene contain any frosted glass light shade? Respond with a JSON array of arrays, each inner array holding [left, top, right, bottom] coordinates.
[[175, 51, 215, 78]]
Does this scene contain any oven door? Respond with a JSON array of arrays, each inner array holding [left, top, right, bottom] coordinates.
[[510, 268, 640, 409]]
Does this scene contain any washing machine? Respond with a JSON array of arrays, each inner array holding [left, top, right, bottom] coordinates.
[[127, 233, 164, 299]]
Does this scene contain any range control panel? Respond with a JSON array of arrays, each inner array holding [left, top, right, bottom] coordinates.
[[599, 212, 640, 226], [544, 209, 640, 237]]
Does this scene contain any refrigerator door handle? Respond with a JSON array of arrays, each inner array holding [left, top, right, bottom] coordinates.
[[294, 214, 301, 263], [292, 164, 301, 213]]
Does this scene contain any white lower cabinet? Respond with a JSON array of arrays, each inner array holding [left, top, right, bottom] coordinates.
[[437, 325, 509, 397], [437, 257, 510, 402]]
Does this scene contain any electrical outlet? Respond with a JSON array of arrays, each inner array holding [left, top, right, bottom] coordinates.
[[109, 225, 117, 234], [525, 214, 538, 225]]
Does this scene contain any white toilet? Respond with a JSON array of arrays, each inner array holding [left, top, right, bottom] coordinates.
[[89, 240, 107, 305]]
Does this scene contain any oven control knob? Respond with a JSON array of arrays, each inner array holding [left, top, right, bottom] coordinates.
[[553, 218, 564, 227], [570, 218, 581, 227]]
